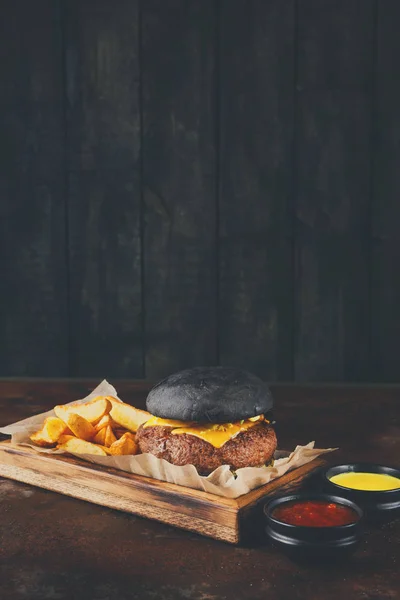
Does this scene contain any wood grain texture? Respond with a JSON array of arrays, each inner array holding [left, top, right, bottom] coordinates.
[[2, 1, 400, 384], [294, 0, 374, 381], [0, 440, 323, 544], [65, 0, 140, 171], [219, 0, 295, 381], [371, 0, 400, 381], [65, 0, 143, 377], [0, 0, 68, 376], [142, 0, 217, 380]]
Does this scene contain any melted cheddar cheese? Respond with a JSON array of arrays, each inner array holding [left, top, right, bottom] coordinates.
[[143, 414, 265, 448], [143, 416, 195, 429]]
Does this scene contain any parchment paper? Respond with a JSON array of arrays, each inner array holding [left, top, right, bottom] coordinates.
[[0, 380, 336, 498]]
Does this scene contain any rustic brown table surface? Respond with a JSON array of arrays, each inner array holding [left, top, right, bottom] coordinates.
[[0, 380, 399, 600]]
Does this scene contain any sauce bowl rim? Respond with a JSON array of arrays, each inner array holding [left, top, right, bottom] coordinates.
[[263, 492, 363, 530], [324, 463, 400, 495]]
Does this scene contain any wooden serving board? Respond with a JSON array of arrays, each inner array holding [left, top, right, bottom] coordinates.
[[0, 441, 325, 544]]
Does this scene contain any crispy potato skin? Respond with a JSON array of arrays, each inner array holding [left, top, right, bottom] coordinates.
[[54, 397, 111, 425], [29, 417, 68, 447], [109, 432, 138, 455], [136, 422, 277, 475], [58, 438, 107, 456], [108, 399, 151, 433], [66, 413, 96, 441], [30, 396, 140, 456]]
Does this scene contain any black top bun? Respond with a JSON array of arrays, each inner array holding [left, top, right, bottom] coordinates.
[[146, 366, 274, 423]]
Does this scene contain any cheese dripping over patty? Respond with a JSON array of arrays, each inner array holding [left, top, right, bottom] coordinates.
[[143, 415, 266, 448]]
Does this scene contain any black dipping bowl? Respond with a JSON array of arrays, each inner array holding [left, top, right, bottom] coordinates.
[[263, 493, 363, 562], [323, 463, 400, 522]]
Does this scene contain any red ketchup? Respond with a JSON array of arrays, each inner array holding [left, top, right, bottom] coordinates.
[[272, 500, 359, 527]]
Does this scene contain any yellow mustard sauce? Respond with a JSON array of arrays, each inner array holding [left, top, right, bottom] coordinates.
[[330, 472, 400, 491]]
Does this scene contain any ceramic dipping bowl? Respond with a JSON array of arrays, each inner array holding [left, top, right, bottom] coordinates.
[[263, 493, 363, 562], [322, 463, 400, 522]]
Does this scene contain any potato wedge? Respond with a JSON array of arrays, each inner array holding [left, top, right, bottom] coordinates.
[[66, 413, 95, 441], [103, 425, 117, 447], [30, 417, 69, 447], [93, 414, 112, 433], [109, 398, 151, 433], [93, 427, 107, 445], [106, 395, 122, 404], [54, 396, 112, 425], [114, 428, 129, 439], [57, 434, 76, 445], [109, 432, 138, 456], [58, 437, 107, 456]]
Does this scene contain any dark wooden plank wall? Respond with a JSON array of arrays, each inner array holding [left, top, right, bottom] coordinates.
[[0, 1, 68, 375], [0, 0, 399, 383], [371, 0, 400, 382], [65, 0, 143, 378], [219, 0, 294, 381], [142, 0, 217, 380], [294, 0, 373, 381]]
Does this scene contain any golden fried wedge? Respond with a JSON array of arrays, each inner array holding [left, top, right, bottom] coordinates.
[[114, 428, 129, 439], [109, 398, 151, 433], [57, 434, 76, 445], [93, 427, 107, 445], [103, 425, 117, 447], [106, 395, 122, 403], [93, 414, 113, 433], [109, 432, 138, 456], [65, 413, 96, 441], [30, 417, 69, 447], [58, 437, 107, 456], [54, 396, 112, 425]]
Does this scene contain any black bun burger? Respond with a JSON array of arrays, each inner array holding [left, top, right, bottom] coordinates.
[[136, 366, 277, 475]]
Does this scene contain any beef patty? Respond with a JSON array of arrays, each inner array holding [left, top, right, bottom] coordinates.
[[136, 421, 277, 475]]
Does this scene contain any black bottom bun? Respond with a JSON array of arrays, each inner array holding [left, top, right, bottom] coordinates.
[[136, 422, 277, 476]]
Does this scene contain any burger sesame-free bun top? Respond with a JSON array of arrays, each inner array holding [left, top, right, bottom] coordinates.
[[146, 366, 274, 423]]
